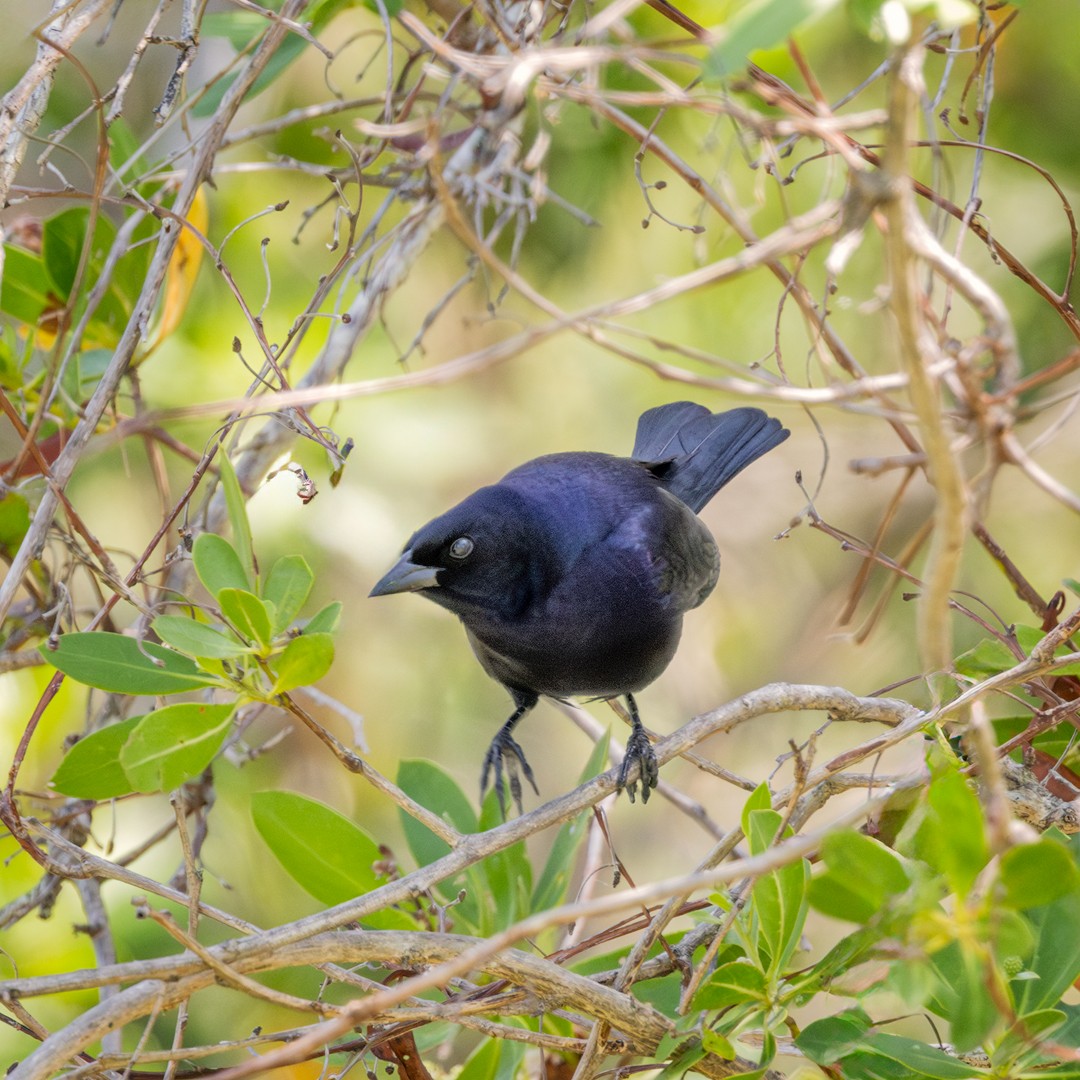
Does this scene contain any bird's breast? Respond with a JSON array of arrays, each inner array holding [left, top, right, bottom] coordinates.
[[463, 542, 686, 698]]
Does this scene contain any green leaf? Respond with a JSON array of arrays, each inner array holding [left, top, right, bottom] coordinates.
[[152, 614, 246, 660], [194, 13, 306, 118], [756, 857, 809, 975], [809, 830, 912, 923], [252, 791, 411, 926], [0, 332, 24, 391], [693, 960, 767, 1010], [41, 631, 215, 694], [475, 787, 532, 928], [263, 555, 314, 635], [955, 626, 1080, 678], [480, 836, 532, 929], [927, 941, 998, 1053], [994, 1008, 1066, 1070], [108, 116, 151, 187], [271, 632, 334, 693], [37, 209, 133, 346], [885, 957, 939, 1010], [532, 731, 611, 911], [800, 927, 882, 993], [1028, 1004, 1080, 1072], [304, 601, 342, 635], [796, 1008, 873, 1066], [398, 758, 479, 867], [740, 782, 772, 839], [396, 759, 483, 928], [954, 636, 1018, 676], [194, 0, 389, 118], [50, 717, 140, 799], [918, 767, 988, 897], [199, 10, 268, 49], [27, 210, 130, 349], [63, 348, 112, 402], [455, 1037, 501, 1080], [1001, 838, 1080, 909], [654, 1040, 707, 1080], [756, 1028, 777, 1075], [992, 907, 1035, 963], [42, 208, 87, 298], [120, 703, 234, 792], [1, 244, 54, 324], [857, 1031, 989, 1078], [219, 588, 274, 649], [193, 532, 252, 598], [0, 490, 31, 554], [746, 806, 782, 856], [746, 808, 809, 975], [700, 1029, 736, 1060], [951, 948, 1000, 1051], [705, 0, 840, 80], [1013, 872, 1080, 1014], [218, 457, 255, 585]]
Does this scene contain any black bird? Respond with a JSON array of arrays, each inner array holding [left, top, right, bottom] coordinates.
[[370, 402, 789, 813]]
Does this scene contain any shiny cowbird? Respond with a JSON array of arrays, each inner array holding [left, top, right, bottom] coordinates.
[[371, 402, 789, 813]]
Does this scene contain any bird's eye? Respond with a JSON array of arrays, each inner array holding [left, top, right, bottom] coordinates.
[[448, 536, 474, 560]]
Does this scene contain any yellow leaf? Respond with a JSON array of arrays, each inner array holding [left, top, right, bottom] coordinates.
[[139, 185, 208, 359]]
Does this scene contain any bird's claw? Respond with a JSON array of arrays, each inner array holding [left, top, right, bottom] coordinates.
[[618, 728, 659, 804], [481, 731, 539, 817]]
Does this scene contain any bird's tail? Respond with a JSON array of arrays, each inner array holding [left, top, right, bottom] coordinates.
[[632, 402, 789, 513]]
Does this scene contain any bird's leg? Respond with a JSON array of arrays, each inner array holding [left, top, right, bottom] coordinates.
[[480, 692, 540, 817], [617, 693, 660, 803]]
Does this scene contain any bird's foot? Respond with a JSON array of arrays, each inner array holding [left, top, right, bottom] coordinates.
[[480, 730, 539, 817], [618, 727, 659, 804]]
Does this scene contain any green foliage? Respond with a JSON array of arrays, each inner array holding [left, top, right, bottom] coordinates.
[[193, 532, 254, 597], [531, 732, 611, 911], [651, 774, 1080, 1075], [660, 786, 814, 1075], [953, 625, 1080, 768], [0, 490, 31, 559], [456, 1034, 527, 1080], [808, 830, 913, 923], [50, 717, 141, 798], [50, 704, 236, 797], [0, 245, 54, 326], [0, 208, 153, 352], [45, 528, 337, 797], [954, 623, 1080, 678], [119, 703, 236, 792], [796, 759, 1080, 1070], [252, 790, 414, 927], [745, 804, 809, 976], [218, 457, 256, 586], [394, 738, 610, 938], [705, 0, 842, 80], [798, 1014, 984, 1079], [41, 632, 215, 694], [194, 0, 402, 118]]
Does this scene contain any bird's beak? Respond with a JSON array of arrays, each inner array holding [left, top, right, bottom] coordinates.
[[369, 551, 441, 597]]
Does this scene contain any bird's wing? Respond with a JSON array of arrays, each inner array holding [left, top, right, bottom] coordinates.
[[606, 491, 720, 612]]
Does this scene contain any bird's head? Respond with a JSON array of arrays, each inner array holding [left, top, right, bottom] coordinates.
[[369, 484, 553, 621]]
